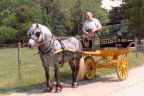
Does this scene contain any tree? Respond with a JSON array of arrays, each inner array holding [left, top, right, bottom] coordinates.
[[0, 26, 18, 42], [123, 0, 144, 39], [108, 7, 130, 37], [42, 0, 109, 36], [0, 0, 47, 42], [0, 0, 109, 42]]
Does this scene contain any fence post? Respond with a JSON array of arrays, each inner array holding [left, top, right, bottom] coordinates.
[[18, 42, 22, 79], [135, 37, 138, 58]]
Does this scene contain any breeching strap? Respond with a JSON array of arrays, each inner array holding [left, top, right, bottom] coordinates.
[[58, 40, 65, 67]]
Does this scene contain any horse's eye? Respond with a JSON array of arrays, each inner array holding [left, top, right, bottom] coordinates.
[[32, 31, 34, 35], [28, 33, 31, 37], [35, 32, 41, 38]]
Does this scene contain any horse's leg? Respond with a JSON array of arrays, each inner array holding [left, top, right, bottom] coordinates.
[[40, 55, 53, 92], [69, 60, 75, 87], [54, 64, 63, 93], [44, 66, 53, 92], [69, 57, 80, 88], [73, 57, 80, 88]]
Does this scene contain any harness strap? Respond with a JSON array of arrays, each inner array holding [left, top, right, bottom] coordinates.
[[58, 40, 65, 49], [38, 47, 52, 54], [58, 40, 65, 67], [36, 35, 56, 47], [38, 35, 54, 55]]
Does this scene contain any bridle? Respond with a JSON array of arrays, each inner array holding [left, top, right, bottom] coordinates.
[[30, 26, 66, 55], [29, 26, 56, 54]]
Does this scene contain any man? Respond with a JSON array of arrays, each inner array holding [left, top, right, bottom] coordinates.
[[82, 11, 102, 38], [82, 11, 102, 49]]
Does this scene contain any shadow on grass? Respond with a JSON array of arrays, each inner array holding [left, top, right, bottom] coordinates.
[[0, 73, 119, 94], [0, 82, 46, 93], [0, 71, 72, 93]]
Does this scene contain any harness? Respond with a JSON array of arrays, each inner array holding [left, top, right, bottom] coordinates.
[[36, 35, 66, 67], [58, 40, 65, 67], [38, 35, 55, 55], [38, 46, 53, 55]]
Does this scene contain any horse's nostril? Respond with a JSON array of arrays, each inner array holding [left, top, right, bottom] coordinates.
[[29, 45, 32, 48], [29, 45, 31, 48]]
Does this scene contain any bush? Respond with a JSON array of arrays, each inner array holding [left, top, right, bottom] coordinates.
[[0, 26, 18, 41]]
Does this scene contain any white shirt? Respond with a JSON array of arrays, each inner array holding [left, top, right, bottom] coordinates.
[[82, 18, 102, 33]]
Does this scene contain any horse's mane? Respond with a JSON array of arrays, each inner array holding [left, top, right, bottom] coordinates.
[[32, 23, 52, 35]]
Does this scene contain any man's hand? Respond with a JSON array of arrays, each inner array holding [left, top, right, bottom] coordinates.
[[83, 30, 89, 35], [94, 26, 102, 32]]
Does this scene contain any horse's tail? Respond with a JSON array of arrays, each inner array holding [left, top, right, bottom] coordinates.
[[77, 56, 86, 80]]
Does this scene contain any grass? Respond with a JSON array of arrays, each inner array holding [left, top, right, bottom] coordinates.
[[0, 48, 72, 93], [0, 48, 144, 93]]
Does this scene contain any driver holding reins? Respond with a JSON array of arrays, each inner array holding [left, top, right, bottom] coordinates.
[[82, 11, 102, 38], [82, 11, 102, 49]]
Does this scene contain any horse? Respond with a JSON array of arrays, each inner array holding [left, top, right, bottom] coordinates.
[[27, 23, 83, 92]]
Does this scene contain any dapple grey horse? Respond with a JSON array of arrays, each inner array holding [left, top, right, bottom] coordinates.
[[27, 23, 83, 92]]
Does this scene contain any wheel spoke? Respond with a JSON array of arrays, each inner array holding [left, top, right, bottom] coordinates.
[[117, 55, 129, 80], [85, 56, 96, 80]]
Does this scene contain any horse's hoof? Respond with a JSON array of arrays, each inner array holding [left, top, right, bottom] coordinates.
[[43, 87, 53, 92], [55, 82, 64, 93], [59, 82, 64, 89], [72, 82, 79, 88], [55, 88, 62, 93]]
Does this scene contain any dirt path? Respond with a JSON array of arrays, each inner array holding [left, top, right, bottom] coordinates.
[[9, 65, 144, 96]]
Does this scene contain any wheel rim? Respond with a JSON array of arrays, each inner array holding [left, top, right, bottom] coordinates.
[[117, 55, 128, 80], [85, 56, 96, 80]]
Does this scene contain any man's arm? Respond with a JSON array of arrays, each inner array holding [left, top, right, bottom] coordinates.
[[94, 26, 102, 32], [82, 22, 89, 35], [94, 19, 102, 32]]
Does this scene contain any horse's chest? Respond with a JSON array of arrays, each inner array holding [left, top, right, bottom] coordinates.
[[41, 52, 73, 66], [42, 54, 61, 66]]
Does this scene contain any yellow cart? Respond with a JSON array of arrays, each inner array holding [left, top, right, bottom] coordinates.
[[55, 46, 135, 81], [54, 40, 135, 81], [79, 37, 136, 80], [82, 48, 131, 80]]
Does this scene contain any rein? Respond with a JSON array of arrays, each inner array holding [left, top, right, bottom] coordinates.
[[36, 36, 70, 47], [36, 35, 56, 47], [35, 36, 67, 55], [36, 35, 56, 55]]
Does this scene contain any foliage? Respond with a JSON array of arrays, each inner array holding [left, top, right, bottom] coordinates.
[[0, 0, 47, 42], [41, 0, 108, 36], [108, 7, 131, 38], [0, 0, 108, 42], [107, 0, 144, 39], [123, 0, 144, 39], [0, 26, 18, 41]]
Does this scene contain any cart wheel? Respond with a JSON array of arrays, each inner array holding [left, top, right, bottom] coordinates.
[[84, 56, 96, 80], [116, 55, 128, 81]]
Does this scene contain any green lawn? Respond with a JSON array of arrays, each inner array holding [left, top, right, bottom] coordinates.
[[0, 48, 144, 93], [0, 48, 72, 93]]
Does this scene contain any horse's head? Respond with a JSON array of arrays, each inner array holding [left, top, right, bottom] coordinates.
[[27, 23, 45, 48]]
